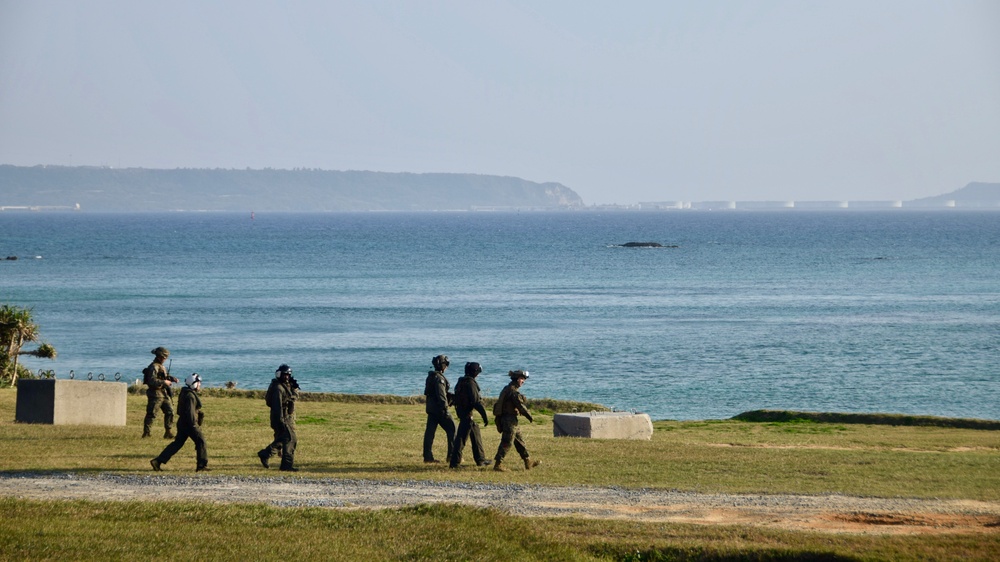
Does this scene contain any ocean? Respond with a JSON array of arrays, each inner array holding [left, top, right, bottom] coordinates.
[[2, 210, 998, 421]]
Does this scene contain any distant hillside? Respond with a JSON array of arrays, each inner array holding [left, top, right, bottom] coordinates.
[[0, 165, 585, 211], [908, 182, 1000, 208]]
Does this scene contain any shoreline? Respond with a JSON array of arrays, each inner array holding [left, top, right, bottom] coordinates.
[[142, 386, 1000, 428]]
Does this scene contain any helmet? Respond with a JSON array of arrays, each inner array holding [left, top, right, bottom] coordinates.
[[465, 362, 482, 377], [508, 370, 529, 380], [185, 373, 202, 388], [151, 347, 170, 358], [276, 364, 292, 376], [432, 355, 450, 371]]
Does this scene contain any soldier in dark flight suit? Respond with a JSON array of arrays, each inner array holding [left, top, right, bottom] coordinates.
[[423, 354, 456, 464], [258, 364, 300, 472], [449, 362, 491, 468], [150, 373, 208, 472]]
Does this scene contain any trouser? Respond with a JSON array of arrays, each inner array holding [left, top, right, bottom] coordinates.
[[423, 411, 456, 462], [155, 424, 207, 469], [494, 416, 528, 463], [267, 416, 284, 456], [261, 416, 297, 469], [143, 391, 174, 436], [450, 414, 486, 467]]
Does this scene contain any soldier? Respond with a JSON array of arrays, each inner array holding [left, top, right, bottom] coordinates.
[[493, 369, 540, 472], [449, 362, 491, 468], [142, 346, 178, 438], [257, 364, 300, 472], [150, 373, 208, 472], [423, 354, 456, 464]]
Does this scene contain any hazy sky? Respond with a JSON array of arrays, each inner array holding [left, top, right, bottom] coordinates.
[[2, 1, 998, 205]]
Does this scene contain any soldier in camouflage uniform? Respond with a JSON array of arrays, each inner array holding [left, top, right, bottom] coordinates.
[[493, 370, 540, 472], [150, 373, 208, 472], [449, 362, 491, 468], [423, 354, 456, 464], [258, 364, 300, 471], [142, 346, 178, 438]]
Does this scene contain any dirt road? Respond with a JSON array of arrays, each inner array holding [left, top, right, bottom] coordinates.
[[3, 472, 998, 535]]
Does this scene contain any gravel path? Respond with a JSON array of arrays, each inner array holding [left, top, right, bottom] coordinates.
[[3, 472, 998, 535]]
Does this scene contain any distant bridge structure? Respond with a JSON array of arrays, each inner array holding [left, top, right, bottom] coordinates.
[[638, 199, 999, 211], [0, 204, 81, 211]]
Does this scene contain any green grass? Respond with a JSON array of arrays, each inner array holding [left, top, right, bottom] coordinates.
[[1, 389, 998, 499], [1, 388, 999, 561], [2, 498, 999, 561], [734, 409, 1000, 431]]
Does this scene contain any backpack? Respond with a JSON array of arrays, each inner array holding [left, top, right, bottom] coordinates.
[[452, 377, 470, 411], [265, 382, 275, 408], [492, 386, 507, 418], [142, 365, 154, 387]]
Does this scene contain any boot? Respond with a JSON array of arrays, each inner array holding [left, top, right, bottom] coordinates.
[[493, 460, 507, 472], [257, 449, 270, 469], [524, 458, 540, 470], [150, 459, 161, 472], [163, 429, 175, 439], [141, 430, 151, 438]]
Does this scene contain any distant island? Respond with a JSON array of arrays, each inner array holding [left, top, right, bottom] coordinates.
[[0, 165, 997, 212], [906, 182, 1000, 208], [0, 165, 584, 212]]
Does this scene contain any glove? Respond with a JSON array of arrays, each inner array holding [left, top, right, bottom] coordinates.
[[525, 413, 534, 424], [481, 415, 489, 427], [197, 411, 204, 426]]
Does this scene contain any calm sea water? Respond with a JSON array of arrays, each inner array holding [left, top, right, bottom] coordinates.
[[2, 210, 998, 421]]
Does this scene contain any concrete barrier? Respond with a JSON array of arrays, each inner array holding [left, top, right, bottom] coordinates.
[[553, 411, 653, 440], [15, 379, 127, 426]]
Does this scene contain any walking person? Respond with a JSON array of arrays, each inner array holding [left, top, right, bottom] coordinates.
[[257, 364, 300, 472], [493, 370, 540, 472], [423, 354, 456, 464], [449, 362, 491, 468], [150, 373, 208, 472], [142, 346, 178, 438]]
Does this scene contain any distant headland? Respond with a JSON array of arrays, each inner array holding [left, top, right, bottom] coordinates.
[[0, 165, 584, 212], [0, 165, 997, 212]]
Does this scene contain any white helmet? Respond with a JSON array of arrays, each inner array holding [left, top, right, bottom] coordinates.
[[185, 373, 202, 388]]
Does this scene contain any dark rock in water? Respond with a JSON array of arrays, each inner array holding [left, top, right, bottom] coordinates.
[[5, 256, 17, 260]]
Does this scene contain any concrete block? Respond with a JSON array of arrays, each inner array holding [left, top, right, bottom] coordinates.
[[553, 411, 653, 440], [15, 379, 127, 426]]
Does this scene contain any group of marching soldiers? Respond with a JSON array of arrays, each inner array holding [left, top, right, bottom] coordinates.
[[423, 354, 540, 472], [141, 348, 539, 473]]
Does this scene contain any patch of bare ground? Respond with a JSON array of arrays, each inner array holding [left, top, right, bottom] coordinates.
[[2, 473, 998, 536], [706, 443, 1000, 453], [707, 443, 858, 451], [825, 512, 1000, 535]]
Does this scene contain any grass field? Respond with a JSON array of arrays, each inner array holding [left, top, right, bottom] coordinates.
[[1, 387, 998, 560], [3, 498, 1000, 562]]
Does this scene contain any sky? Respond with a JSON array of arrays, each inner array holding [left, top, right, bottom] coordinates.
[[1, 1, 998, 205]]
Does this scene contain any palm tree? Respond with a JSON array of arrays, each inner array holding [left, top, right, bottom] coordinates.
[[0, 304, 57, 387]]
